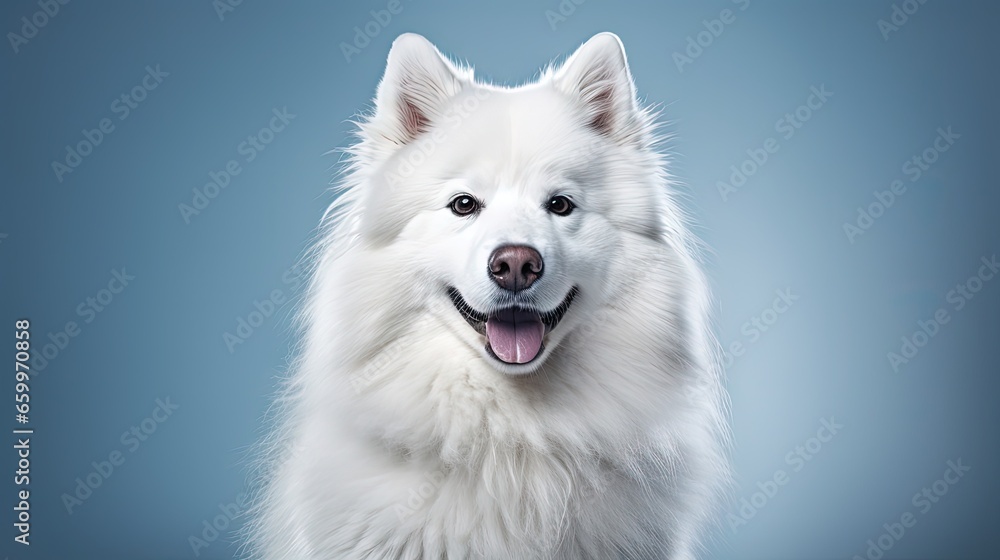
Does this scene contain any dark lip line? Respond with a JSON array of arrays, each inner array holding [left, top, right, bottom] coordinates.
[[446, 286, 579, 337]]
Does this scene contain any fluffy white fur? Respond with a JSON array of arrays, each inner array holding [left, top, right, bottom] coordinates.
[[247, 33, 729, 560]]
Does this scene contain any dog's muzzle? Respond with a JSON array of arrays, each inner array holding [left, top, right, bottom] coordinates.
[[446, 286, 578, 365]]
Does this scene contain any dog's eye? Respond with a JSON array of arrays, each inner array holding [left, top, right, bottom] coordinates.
[[546, 195, 575, 216], [449, 194, 480, 216]]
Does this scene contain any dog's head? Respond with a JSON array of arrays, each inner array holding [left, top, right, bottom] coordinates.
[[347, 33, 670, 375]]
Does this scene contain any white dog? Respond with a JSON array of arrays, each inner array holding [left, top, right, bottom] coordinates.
[[248, 32, 729, 560]]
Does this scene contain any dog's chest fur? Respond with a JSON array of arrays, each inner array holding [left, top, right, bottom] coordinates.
[[312, 429, 687, 559]]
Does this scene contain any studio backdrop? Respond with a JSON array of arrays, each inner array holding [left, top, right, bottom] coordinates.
[[2, 1, 997, 559]]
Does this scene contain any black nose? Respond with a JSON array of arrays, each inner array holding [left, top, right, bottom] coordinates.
[[489, 245, 543, 292]]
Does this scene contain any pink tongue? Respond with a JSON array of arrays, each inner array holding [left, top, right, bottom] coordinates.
[[485, 309, 544, 364]]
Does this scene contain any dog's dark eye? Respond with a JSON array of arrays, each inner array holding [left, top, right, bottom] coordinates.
[[546, 195, 575, 216], [449, 194, 480, 216]]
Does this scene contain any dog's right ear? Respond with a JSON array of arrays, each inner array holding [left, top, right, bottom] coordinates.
[[370, 34, 466, 147], [552, 33, 642, 144]]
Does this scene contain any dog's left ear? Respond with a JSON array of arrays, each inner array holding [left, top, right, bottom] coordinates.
[[371, 33, 466, 147], [552, 33, 642, 142]]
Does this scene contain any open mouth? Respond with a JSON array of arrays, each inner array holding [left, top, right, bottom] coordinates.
[[446, 286, 578, 365]]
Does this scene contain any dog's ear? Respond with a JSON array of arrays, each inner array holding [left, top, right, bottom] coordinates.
[[372, 34, 465, 146], [552, 33, 641, 142]]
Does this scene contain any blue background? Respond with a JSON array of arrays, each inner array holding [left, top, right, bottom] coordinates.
[[2, 1, 997, 558]]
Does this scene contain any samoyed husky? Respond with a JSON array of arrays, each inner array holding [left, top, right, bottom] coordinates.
[[249, 33, 729, 560]]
